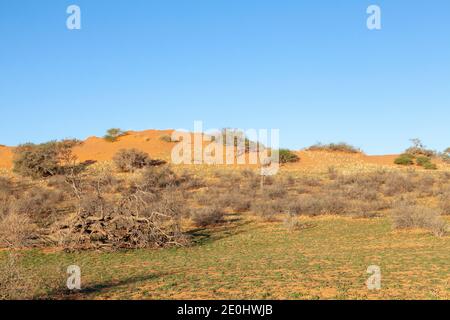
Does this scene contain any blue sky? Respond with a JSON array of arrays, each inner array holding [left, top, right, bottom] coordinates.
[[1, 0, 449, 154]]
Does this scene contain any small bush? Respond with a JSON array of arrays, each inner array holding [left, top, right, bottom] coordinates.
[[415, 156, 437, 170], [0, 211, 38, 248], [213, 192, 252, 213], [264, 184, 288, 200], [191, 207, 225, 227], [416, 175, 435, 197], [113, 149, 152, 172], [394, 154, 414, 166], [140, 166, 181, 189], [284, 193, 346, 216], [390, 204, 447, 237], [251, 200, 284, 221], [278, 149, 300, 164], [159, 135, 174, 143], [104, 128, 127, 142], [307, 143, 361, 154], [382, 173, 415, 196]]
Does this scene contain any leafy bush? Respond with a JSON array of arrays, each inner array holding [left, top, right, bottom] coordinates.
[[104, 128, 127, 142], [13, 139, 81, 178], [394, 154, 414, 166], [415, 156, 436, 169], [307, 142, 361, 154], [390, 204, 447, 237], [113, 149, 152, 172], [278, 149, 300, 164]]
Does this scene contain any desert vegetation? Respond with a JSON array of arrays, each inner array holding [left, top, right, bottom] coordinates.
[[278, 149, 300, 164], [103, 128, 128, 142], [307, 142, 361, 153], [394, 139, 439, 170], [13, 139, 82, 178], [159, 134, 176, 143], [113, 149, 166, 172], [0, 135, 449, 300]]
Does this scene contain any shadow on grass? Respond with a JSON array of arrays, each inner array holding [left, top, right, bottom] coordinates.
[[46, 272, 164, 299], [187, 214, 252, 246]]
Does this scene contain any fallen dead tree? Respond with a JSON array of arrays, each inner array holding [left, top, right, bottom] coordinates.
[[48, 167, 189, 251], [50, 193, 188, 251]]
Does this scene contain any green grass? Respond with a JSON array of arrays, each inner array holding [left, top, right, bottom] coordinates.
[[3, 215, 449, 300]]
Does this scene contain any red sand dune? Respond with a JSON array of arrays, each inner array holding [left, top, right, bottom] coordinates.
[[0, 129, 446, 172]]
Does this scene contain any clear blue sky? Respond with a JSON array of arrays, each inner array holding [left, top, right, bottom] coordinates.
[[1, 0, 449, 154]]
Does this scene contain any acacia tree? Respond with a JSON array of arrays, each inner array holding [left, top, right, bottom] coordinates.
[[104, 128, 126, 142]]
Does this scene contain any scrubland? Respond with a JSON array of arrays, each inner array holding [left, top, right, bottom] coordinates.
[[0, 135, 449, 300]]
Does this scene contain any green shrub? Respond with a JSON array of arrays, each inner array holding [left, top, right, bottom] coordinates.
[[394, 154, 414, 166], [394, 152, 437, 169], [278, 149, 300, 164], [422, 162, 437, 170], [13, 140, 81, 178], [307, 143, 361, 153], [416, 156, 437, 170], [104, 128, 127, 142]]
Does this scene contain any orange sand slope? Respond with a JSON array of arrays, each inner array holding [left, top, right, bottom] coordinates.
[[0, 129, 447, 172]]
